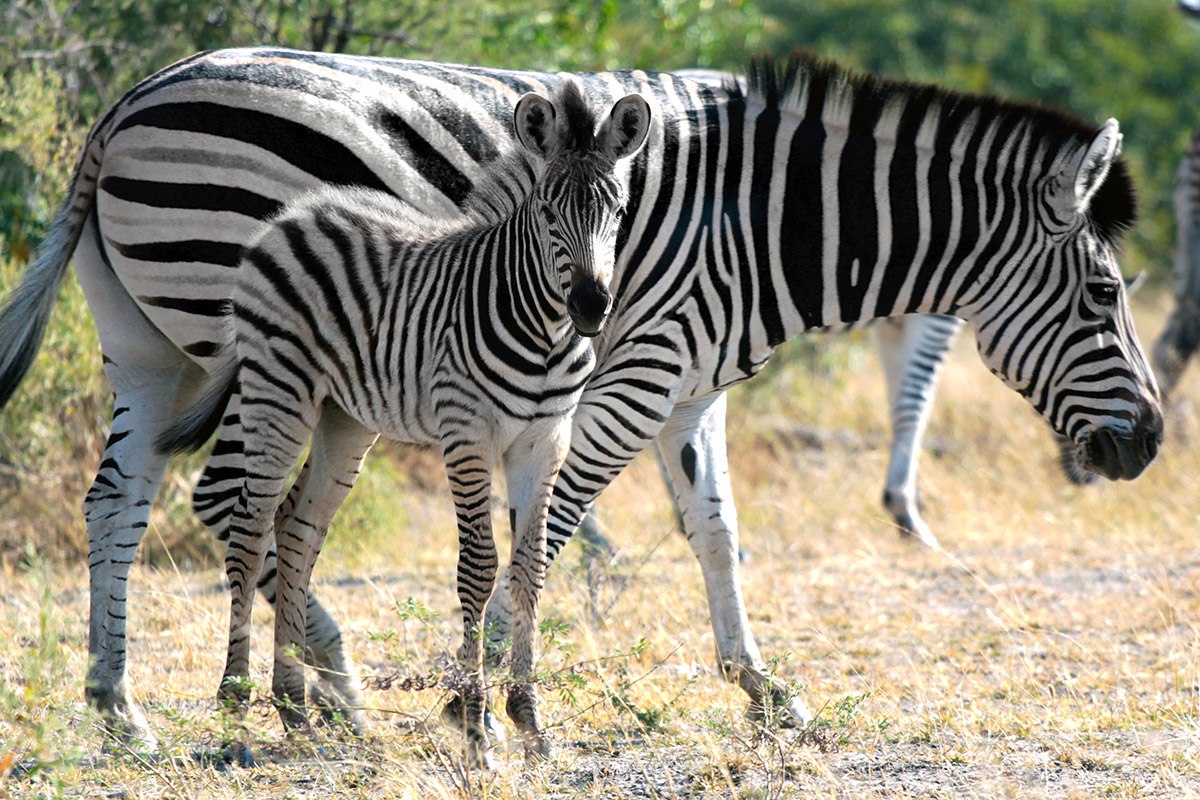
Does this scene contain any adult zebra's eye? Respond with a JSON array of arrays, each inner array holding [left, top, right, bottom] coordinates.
[[1088, 281, 1119, 307]]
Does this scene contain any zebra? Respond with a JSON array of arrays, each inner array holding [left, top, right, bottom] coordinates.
[[0, 48, 1161, 749], [1152, 121, 1200, 399], [648, 69, 1103, 552], [152, 82, 651, 764]]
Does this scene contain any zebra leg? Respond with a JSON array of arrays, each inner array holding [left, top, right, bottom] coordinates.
[[1151, 297, 1200, 401], [1152, 136, 1200, 400], [220, 403, 314, 746], [874, 314, 962, 550], [84, 375, 198, 751], [499, 417, 570, 762], [192, 400, 368, 734], [654, 393, 813, 727], [72, 217, 207, 751], [443, 440, 502, 770], [270, 405, 377, 733]]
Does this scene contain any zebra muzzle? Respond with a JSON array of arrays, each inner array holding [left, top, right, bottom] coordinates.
[[567, 280, 614, 337], [1081, 418, 1162, 481]]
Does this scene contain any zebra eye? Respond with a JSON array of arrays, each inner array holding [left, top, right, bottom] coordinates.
[[1087, 281, 1119, 307]]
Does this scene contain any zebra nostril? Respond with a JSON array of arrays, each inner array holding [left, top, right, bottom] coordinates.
[[1140, 428, 1159, 462], [568, 282, 612, 321]]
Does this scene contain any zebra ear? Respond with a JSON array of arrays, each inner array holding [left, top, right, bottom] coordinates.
[[597, 94, 651, 162], [1067, 118, 1122, 213], [514, 93, 560, 159]]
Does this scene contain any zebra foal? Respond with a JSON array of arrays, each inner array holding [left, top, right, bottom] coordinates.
[[157, 82, 651, 765]]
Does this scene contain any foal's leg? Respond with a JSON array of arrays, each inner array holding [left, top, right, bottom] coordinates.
[[270, 405, 378, 732], [193, 396, 368, 733], [219, 395, 315, 747], [500, 416, 571, 761], [442, 432, 502, 769]]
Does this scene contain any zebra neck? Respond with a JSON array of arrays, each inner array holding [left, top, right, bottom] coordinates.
[[749, 99, 1045, 341], [476, 203, 573, 351]]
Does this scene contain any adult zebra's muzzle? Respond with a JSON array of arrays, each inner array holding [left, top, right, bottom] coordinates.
[[568, 278, 614, 337], [1079, 403, 1163, 481]]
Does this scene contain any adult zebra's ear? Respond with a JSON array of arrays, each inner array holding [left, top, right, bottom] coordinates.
[[1058, 118, 1122, 215], [514, 93, 560, 159], [597, 94, 651, 162]]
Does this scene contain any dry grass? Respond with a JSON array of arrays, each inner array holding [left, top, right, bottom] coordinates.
[[5, 288, 1200, 798]]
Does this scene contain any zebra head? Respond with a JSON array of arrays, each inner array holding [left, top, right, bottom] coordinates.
[[514, 83, 651, 337], [963, 118, 1162, 481]]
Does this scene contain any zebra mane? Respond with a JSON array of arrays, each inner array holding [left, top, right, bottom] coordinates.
[[732, 51, 1137, 246], [459, 78, 609, 225]]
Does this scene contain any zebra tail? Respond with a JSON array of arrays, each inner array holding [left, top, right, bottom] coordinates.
[[155, 355, 238, 456], [0, 135, 104, 412]]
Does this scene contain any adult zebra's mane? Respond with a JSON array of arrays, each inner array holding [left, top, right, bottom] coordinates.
[[729, 51, 1137, 247]]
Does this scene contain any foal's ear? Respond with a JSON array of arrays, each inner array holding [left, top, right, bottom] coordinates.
[[597, 94, 652, 162], [514, 93, 560, 159]]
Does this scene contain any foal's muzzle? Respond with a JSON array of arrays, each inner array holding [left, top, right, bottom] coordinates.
[[567, 278, 613, 337]]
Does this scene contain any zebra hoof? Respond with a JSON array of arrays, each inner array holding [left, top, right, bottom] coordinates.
[[310, 683, 368, 738], [521, 731, 553, 763], [746, 688, 813, 729], [87, 686, 159, 755], [467, 742, 497, 771], [440, 696, 506, 745]]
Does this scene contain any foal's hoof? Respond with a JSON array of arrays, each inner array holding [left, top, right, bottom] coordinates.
[[440, 697, 506, 745], [310, 683, 368, 738], [521, 731, 553, 764]]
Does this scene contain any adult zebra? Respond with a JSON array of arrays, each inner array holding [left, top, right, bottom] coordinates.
[[0, 48, 1161, 748], [1152, 121, 1200, 398]]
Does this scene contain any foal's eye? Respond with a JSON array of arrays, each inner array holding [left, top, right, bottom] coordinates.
[[1087, 281, 1119, 307]]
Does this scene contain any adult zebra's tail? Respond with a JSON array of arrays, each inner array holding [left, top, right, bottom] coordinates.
[[155, 354, 237, 456], [0, 134, 105, 410]]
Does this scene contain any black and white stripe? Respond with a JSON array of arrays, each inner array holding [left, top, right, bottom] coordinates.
[[0, 48, 1161, 744]]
